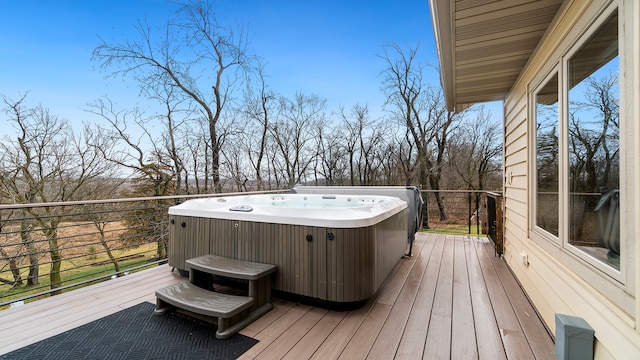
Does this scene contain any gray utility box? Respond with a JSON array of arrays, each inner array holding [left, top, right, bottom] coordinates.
[[555, 314, 594, 360]]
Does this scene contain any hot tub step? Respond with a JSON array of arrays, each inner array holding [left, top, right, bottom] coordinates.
[[155, 281, 253, 318], [186, 255, 276, 315], [155, 281, 269, 339], [156, 256, 277, 339], [186, 254, 277, 280]]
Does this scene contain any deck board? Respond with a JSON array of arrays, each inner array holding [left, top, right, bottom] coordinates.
[[482, 238, 555, 359], [281, 310, 346, 360], [240, 303, 313, 358], [452, 236, 478, 360], [475, 235, 536, 359], [255, 306, 327, 359], [0, 233, 555, 359], [394, 233, 442, 359], [309, 296, 376, 359], [424, 234, 455, 359], [466, 235, 508, 360], [367, 231, 435, 359], [337, 236, 428, 360]]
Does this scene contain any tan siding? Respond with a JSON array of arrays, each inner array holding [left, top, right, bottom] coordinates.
[[504, 152, 527, 174], [504, 197, 527, 221], [501, 1, 640, 358], [504, 86, 528, 133], [504, 162, 528, 183], [504, 134, 527, 163]]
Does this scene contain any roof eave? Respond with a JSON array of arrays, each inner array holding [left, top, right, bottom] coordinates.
[[429, 0, 458, 112]]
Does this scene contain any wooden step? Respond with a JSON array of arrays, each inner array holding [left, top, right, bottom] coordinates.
[[186, 254, 276, 280], [154, 281, 253, 318]]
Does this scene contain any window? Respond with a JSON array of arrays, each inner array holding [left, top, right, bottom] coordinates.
[[567, 11, 619, 270], [535, 73, 560, 237], [532, 9, 620, 274]]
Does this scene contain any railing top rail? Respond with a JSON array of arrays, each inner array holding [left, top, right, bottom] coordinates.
[[0, 189, 287, 211], [0, 189, 513, 210], [420, 189, 501, 194]]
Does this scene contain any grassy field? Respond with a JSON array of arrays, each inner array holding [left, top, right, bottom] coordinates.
[[0, 220, 161, 309], [0, 243, 159, 309], [422, 224, 484, 236]]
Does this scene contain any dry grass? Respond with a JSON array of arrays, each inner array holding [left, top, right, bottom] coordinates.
[[1, 221, 159, 306]]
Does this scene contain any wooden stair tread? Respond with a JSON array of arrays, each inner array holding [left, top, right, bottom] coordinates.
[[187, 254, 277, 280], [155, 281, 253, 318]]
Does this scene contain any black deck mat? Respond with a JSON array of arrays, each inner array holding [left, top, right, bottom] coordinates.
[[1, 302, 258, 360]]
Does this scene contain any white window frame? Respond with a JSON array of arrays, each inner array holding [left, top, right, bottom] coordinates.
[[530, 67, 562, 247], [529, 4, 626, 286], [561, 6, 623, 282]]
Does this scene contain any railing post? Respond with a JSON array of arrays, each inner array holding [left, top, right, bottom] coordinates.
[[422, 192, 430, 229], [475, 192, 480, 235], [468, 192, 472, 234], [496, 194, 504, 255], [485, 192, 504, 256]]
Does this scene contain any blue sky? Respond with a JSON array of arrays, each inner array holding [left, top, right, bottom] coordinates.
[[1, 0, 437, 128]]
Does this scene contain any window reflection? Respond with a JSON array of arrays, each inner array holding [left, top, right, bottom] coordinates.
[[536, 73, 559, 236], [567, 12, 619, 269]]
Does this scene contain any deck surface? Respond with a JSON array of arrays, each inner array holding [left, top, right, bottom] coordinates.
[[0, 233, 556, 359]]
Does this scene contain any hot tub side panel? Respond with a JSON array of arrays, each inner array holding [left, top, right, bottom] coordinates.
[[168, 212, 406, 303], [375, 208, 409, 291], [168, 215, 211, 270], [327, 226, 377, 302], [230, 221, 377, 302]]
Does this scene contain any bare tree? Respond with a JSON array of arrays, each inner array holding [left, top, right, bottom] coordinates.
[[337, 104, 386, 185], [314, 119, 349, 185], [92, 0, 253, 193], [394, 129, 419, 185], [337, 106, 361, 186], [242, 62, 277, 190], [150, 84, 192, 195], [219, 117, 251, 191], [87, 98, 175, 196], [84, 202, 123, 275], [569, 73, 619, 194], [0, 210, 25, 287], [184, 123, 210, 193], [448, 107, 502, 191], [380, 43, 459, 224], [568, 72, 619, 241], [1, 94, 117, 292], [270, 92, 326, 187]]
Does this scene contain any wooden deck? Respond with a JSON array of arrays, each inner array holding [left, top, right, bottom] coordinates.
[[0, 233, 556, 359]]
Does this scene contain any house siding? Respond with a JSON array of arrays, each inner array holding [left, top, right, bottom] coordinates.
[[502, 0, 639, 358]]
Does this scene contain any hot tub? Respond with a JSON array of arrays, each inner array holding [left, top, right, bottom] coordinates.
[[168, 193, 408, 305]]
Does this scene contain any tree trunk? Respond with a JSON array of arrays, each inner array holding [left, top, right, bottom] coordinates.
[[98, 225, 120, 274], [48, 236, 63, 295], [0, 246, 22, 286], [418, 152, 431, 229], [429, 175, 448, 221], [20, 219, 39, 286], [40, 215, 63, 294]]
